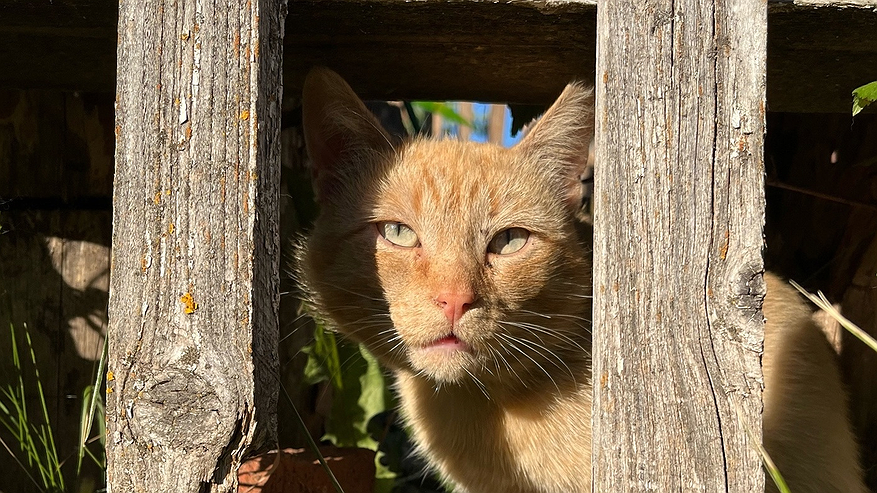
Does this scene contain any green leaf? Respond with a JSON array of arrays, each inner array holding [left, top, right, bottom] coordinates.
[[303, 325, 344, 388], [323, 342, 392, 450], [852, 80, 877, 116], [411, 102, 472, 127], [299, 321, 397, 485]]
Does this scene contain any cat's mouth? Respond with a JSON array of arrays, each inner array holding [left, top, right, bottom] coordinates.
[[423, 333, 470, 352], [407, 332, 479, 383]]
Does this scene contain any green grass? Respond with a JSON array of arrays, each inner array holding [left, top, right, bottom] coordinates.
[[0, 321, 107, 493], [0, 322, 65, 492], [76, 335, 107, 476]]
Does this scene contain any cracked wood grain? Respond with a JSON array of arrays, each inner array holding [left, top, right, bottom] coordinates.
[[592, 0, 767, 490], [106, 0, 285, 491]]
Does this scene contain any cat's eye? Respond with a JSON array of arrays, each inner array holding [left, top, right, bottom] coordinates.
[[377, 221, 419, 248], [488, 228, 530, 255]]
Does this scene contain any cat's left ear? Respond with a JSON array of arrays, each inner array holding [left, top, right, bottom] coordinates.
[[515, 82, 595, 212]]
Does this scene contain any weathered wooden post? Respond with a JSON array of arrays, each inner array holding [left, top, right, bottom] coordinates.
[[593, 0, 767, 490], [107, 0, 285, 490]]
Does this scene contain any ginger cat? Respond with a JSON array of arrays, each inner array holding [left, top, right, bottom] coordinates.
[[298, 67, 866, 493]]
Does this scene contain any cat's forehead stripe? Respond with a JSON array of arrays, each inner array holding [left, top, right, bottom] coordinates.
[[368, 140, 562, 239]]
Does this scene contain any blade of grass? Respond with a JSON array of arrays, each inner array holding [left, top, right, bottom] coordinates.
[[8, 323, 45, 479], [753, 437, 792, 493], [727, 368, 791, 493], [3, 329, 45, 485], [0, 432, 46, 493], [83, 442, 102, 467], [78, 333, 108, 474], [789, 280, 877, 353], [280, 381, 345, 493], [23, 324, 65, 491]]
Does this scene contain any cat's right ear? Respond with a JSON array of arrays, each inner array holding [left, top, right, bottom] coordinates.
[[302, 67, 393, 201], [515, 82, 595, 212]]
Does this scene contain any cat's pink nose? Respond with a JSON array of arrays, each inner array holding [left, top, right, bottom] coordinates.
[[436, 291, 476, 324]]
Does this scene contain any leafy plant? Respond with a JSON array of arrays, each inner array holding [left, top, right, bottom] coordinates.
[[302, 323, 396, 487], [303, 325, 394, 447], [410, 102, 471, 128], [852, 81, 877, 117]]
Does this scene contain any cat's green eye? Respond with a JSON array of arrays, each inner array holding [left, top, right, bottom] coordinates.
[[488, 228, 530, 255], [378, 221, 419, 248]]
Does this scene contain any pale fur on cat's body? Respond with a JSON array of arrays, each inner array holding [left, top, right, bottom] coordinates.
[[299, 67, 865, 493]]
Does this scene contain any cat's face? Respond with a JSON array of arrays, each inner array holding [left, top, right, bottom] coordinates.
[[300, 68, 594, 394]]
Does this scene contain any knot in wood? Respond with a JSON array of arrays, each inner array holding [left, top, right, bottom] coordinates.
[[129, 369, 232, 450]]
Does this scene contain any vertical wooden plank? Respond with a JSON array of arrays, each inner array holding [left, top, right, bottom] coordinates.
[[106, 0, 285, 490], [593, 0, 766, 490]]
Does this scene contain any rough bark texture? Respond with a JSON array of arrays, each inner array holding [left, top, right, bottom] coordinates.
[[106, 0, 285, 491], [592, 0, 766, 490]]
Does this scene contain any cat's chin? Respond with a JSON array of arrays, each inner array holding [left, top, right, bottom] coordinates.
[[408, 336, 478, 384]]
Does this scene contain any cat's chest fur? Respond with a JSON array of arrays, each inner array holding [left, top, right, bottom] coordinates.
[[395, 371, 593, 493]]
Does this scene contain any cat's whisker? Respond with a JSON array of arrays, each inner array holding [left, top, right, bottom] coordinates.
[[343, 322, 395, 339], [463, 367, 491, 400], [333, 332, 401, 375], [487, 340, 529, 388], [348, 108, 399, 151], [387, 338, 407, 355], [324, 305, 389, 314], [496, 333, 561, 394], [484, 344, 521, 385], [279, 312, 314, 340], [565, 320, 594, 337], [348, 329, 392, 351], [500, 320, 591, 355], [498, 332, 577, 385], [312, 280, 387, 303], [519, 311, 591, 323], [517, 309, 552, 319]]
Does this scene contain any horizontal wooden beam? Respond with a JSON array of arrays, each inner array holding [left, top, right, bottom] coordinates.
[[285, 0, 596, 105], [0, 0, 875, 112]]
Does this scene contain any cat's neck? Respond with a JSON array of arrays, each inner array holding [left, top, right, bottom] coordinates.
[[395, 366, 594, 493]]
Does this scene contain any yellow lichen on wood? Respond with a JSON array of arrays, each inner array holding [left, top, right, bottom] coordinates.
[[180, 292, 198, 314]]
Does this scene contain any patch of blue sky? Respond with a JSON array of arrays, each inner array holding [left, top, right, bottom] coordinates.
[[467, 103, 523, 148]]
